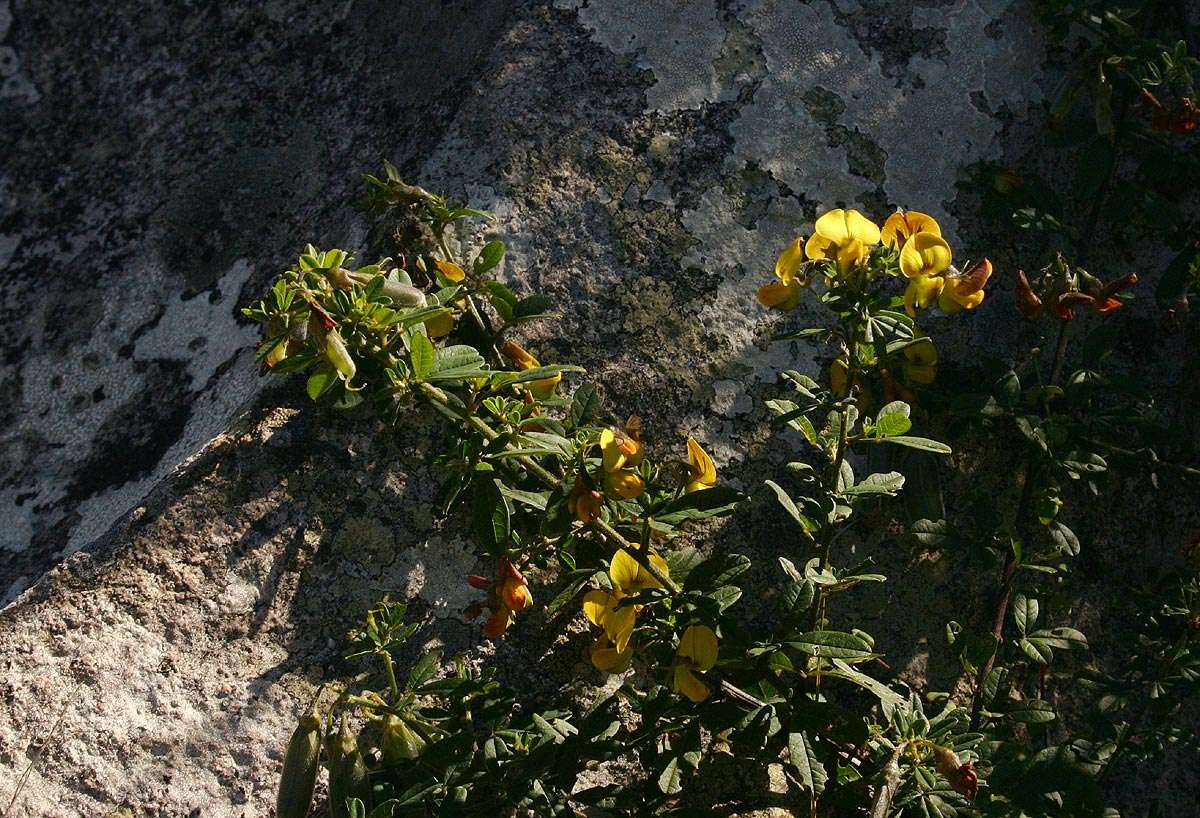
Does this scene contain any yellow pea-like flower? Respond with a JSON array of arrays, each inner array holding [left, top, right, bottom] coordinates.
[[604, 468, 645, 500], [938, 259, 993, 314], [600, 427, 644, 472], [589, 634, 633, 673], [581, 548, 670, 660], [671, 625, 719, 703], [501, 341, 561, 399], [684, 437, 717, 493], [434, 259, 466, 282], [903, 274, 945, 317], [899, 232, 953, 280], [902, 334, 938, 386], [757, 237, 807, 311], [881, 210, 941, 249], [804, 208, 881, 274]]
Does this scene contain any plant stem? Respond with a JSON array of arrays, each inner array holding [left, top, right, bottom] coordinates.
[[810, 317, 860, 630], [416, 382, 766, 709]]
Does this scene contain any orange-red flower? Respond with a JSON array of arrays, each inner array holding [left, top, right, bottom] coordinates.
[[466, 557, 533, 638]]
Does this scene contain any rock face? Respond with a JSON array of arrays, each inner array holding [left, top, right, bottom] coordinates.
[[1, 1, 1189, 816]]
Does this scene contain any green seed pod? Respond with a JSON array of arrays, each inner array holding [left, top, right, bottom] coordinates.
[[327, 721, 370, 818], [379, 280, 426, 307], [325, 330, 357, 380], [276, 713, 321, 818], [380, 714, 426, 764]]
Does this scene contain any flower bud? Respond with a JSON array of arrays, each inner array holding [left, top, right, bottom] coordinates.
[[328, 266, 355, 290], [325, 330, 357, 380], [1014, 269, 1043, 320], [381, 714, 426, 763], [930, 744, 978, 802]]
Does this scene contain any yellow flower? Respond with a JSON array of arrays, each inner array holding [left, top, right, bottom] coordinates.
[[903, 275, 946, 318], [589, 634, 633, 673], [684, 437, 717, 493], [582, 549, 669, 657], [567, 477, 604, 524], [672, 625, 718, 703], [600, 427, 644, 472], [899, 232, 952, 280], [804, 209, 881, 274], [881, 210, 942, 249], [604, 468, 645, 500], [434, 259, 466, 282], [902, 334, 938, 386], [937, 259, 993, 314], [757, 237, 806, 311], [501, 340, 561, 399]]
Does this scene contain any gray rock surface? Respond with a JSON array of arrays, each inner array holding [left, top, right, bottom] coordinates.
[[1, 1, 1193, 816]]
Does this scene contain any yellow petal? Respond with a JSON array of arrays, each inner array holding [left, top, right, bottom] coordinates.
[[804, 233, 834, 261], [604, 469, 645, 500], [600, 428, 625, 472], [610, 549, 666, 593], [678, 625, 718, 671], [607, 604, 638, 653], [757, 279, 802, 311], [844, 209, 881, 245], [835, 238, 868, 273], [814, 208, 852, 245], [673, 666, 711, 703], [774, 238, 805, 284], [899, 232, 952, 279], [881, 211, 941, 248], [435, 259, 466, 282], [582, 589, 617, 627], [686, 437, 716, 489], [903, 275, 944, 317], [590, 635, 633, 673]]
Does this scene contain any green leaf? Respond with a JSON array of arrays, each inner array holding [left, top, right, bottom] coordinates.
[[874, 401, 913, 437], [657, 756, 684, 795], [654, 486, 744, 526], [532, 713, 576, 743], [764, 480, 818, 538], [1012, 593, 1038, 636], [1049, 520, 1080, 556], [876, 435, 951, 454], [787, 732, 828, 796], [684, 553, 752, 591], [825, 659, 905, 706], [1019, 636, 1054, 665], [1007, 698, 1056, 723], [787, 630, 876, 660], [306, 366, 338, 400], [545, 570, 601, 616], [409, 332, 435, 380], [570, 383, 602, 428], [406, 650, 441, 689], [710, 585, 743, 612], [472, 475, 511, 550], [485, 281, 517, 321], [474, 240, 506, 274], [515, 293, 555, 319], [778, 580, 815, 622], [841, 471, 905, 497], [432, 344, 485, 375]]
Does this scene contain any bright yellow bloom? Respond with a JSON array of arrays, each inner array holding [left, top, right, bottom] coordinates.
[[757, 238, 806, 311], [804, 209, 881, 274], [903, 275, 945, 317], [684, 437, 717, 493], [600, 427, 644, 472], [501, 340, 561, 399], [881, 210, 941, 249], [902, 334, 938, 386], [672, 625, 718, 703], [899, 232, 952, 280], [937, 259, 993, 314], [568, 477, 603, 524], [589, 634, 633, 673], [583, 549, 669, 657], [435, 259, 466, 282], [604, 468, 645, 500]]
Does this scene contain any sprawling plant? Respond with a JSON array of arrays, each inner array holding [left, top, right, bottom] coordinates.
[[245, 163, 1196, 817]]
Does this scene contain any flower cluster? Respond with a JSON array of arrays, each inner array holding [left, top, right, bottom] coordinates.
[[1013, 258, 1139, 321], [466, 557, 533, 638], [757, 208, 993, 319]]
